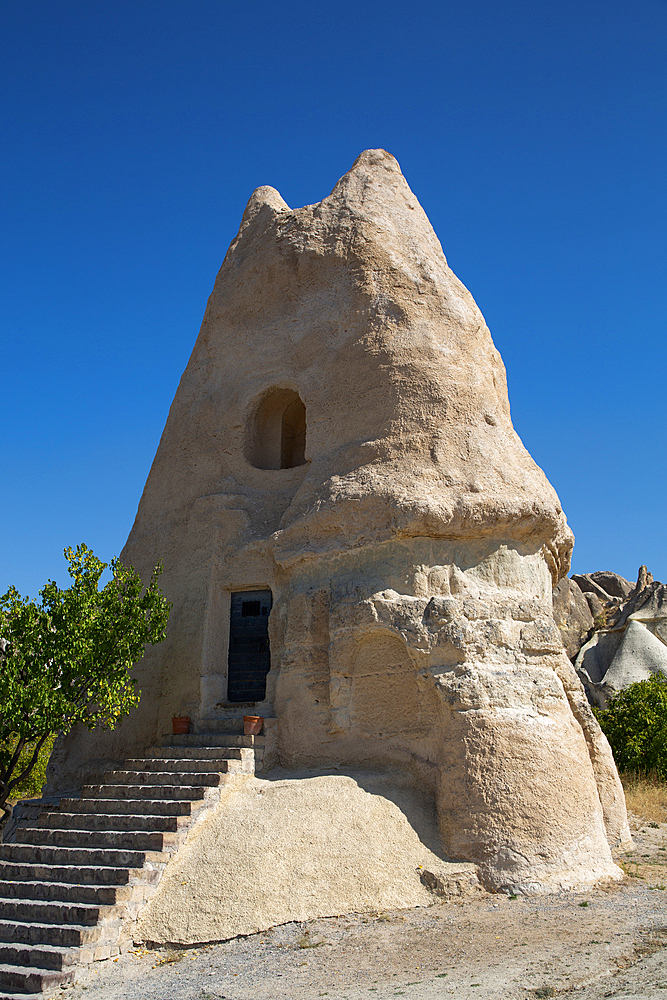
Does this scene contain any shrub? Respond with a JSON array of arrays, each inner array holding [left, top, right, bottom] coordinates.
[[595, 674, 667, 778]]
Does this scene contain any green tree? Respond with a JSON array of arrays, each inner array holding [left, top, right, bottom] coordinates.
[[0, 544, 170, 819], [595, 673, 667, 777]]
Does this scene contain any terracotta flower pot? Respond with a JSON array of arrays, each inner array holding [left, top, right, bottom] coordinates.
[[172, 716, 191, 735], [243, 715, 263, 736]]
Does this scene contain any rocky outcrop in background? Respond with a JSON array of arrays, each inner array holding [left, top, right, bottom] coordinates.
[[553, 567, 667, 707]]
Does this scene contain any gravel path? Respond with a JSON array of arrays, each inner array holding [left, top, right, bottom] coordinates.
[[63, 823, 667, 1000]]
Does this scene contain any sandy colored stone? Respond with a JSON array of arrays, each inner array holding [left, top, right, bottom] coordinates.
[[572, 571, 634, 603], [552, 576, 594, 659], [48, 149, 628, 903], [552, 654, 630, 848], [136, 770, 478, 944]]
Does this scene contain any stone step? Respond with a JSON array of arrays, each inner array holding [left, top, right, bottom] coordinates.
[[0, 962, 74, 995], [0, 731, 253, 998], [103, 769, 224, 787], [0, 919, 99, 949], [60, 797, 193, 816], [166, 733, 264, 749], [0, 843, 148, 869], [16, 827, 168, 852], [147, 746, 245, 761], [0, 898, 100, 927], [190, 718, 245, 734], [122, 757, 237, 773], [39, 811, 181, 833], [84, 782, 206, 800], [0, 994, 43, 1000], [0, 994, 42, 1000], [0, 863, 130, 887], [0, 942, 79, 971], [0, 879, 127, 906]]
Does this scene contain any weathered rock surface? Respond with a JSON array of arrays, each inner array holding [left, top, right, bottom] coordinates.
[[572, 572, 635, 604], [575, 567, 667, 706], [552, 577, 594, 659], [48, 149, 627, 911], [136, 770, 480, 944], [584, 590, 606, 620], [602, 620, 667, 689]]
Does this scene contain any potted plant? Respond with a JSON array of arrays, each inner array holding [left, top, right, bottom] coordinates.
[[172, 714, 191, 734], [243, 715, 263, 736]]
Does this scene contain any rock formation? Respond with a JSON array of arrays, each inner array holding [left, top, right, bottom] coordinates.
[[48, 149, 629, 899], [573, 567, 667, 707], [552, 576, 595, 660], [135, 771, 480, 945]]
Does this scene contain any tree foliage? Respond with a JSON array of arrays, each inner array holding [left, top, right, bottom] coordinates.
[[0, 545, 170, 814], [595, 673, 667, 778]]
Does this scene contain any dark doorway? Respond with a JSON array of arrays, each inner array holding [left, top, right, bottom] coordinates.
[[227, 590, 272, 703], [248, 388, 307, 470], [280, 397, 306, 468]]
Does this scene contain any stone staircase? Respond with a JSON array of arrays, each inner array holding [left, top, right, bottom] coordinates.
[[0, 727, 262, 999]]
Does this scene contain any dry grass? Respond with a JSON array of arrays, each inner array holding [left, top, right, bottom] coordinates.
[[621, 772, 667, 825]]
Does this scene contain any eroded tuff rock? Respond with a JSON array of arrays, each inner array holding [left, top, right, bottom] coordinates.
[[47, 150, 628, 906], [573, 571, 635, 604], [574, 567, 667, 707], [135, 771, 480, 945], [552, 577, 595, 660]]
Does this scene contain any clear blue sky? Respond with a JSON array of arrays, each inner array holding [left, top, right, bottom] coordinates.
[[2, 0, 665, 598]]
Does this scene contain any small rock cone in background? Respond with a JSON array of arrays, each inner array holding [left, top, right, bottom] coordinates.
[[557, 565, 667, 707]]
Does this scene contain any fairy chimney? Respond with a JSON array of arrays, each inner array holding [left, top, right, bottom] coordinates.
[[49, 150, 630, 893]]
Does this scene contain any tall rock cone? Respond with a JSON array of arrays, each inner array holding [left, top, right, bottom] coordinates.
[[48, 150, 629, 902]]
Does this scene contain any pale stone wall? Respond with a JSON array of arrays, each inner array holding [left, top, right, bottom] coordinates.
[[46, 149, 630, 896], [135, 771, 480, 945]]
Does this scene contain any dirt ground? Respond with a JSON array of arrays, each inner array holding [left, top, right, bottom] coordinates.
[[58, 816, 667, 1000]]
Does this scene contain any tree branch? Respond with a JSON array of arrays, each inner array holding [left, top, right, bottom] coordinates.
[[6, 731, 51, 796]]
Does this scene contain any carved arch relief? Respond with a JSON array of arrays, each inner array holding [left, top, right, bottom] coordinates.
[[348, 631, 438, 737]]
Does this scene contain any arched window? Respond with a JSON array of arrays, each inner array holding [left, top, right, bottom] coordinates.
[[248, 389, 307, 470]]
